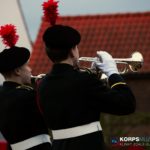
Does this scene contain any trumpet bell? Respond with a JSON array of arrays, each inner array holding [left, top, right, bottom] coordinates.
[[128, 52, 144, 72], [114, 51, 144, 72], [131, 51, 143, 62]]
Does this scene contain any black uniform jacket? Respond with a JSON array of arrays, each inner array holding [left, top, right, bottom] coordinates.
[[0, 81, 51, 150], [38, 63, 136, 150]]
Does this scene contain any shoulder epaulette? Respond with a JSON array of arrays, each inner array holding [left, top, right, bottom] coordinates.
[[111, 82, 127, 88], [16, 85, 33, 91]]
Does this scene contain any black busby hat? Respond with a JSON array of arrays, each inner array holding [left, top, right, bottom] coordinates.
[[43, 24, 81, 49], [0, 47, 30, 73], [42, 0, 81, 49], [42, 0, 81, 62], [0, 24, 30, 73]]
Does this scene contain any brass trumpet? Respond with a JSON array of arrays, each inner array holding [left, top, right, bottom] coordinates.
[[78, 51, 144, 73]]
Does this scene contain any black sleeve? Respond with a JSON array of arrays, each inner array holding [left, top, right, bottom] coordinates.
[[85, 73, 136, 115]]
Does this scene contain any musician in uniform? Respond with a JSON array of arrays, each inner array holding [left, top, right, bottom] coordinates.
[[38, 24, 136, 150], [0, 36, 52, 149]]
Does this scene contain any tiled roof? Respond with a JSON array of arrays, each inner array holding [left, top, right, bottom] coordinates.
[[30, 12, 150, 75]]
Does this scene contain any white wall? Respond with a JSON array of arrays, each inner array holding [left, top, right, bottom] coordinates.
[[0, 0, 32, 84]]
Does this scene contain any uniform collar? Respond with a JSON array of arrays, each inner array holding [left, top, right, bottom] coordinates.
[[3, 81, 21, 89], [51, 63, 74, 73]]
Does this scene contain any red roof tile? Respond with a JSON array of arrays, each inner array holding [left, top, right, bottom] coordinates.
[[29, 12, 150, 75]]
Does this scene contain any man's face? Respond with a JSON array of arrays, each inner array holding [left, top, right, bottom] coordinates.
[[18, 63, 32, 85], [74, 46, 79, 60], [72, 46, 80, 67]]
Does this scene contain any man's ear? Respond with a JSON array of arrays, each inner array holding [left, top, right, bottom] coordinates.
[[70, 46, 76, 58], [69, 49, 74, 58], [14, 68, 20, 76]]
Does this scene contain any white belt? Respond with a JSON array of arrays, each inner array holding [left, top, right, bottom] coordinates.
[[52, 121, 102, 140], [11, 134, 51, 150]]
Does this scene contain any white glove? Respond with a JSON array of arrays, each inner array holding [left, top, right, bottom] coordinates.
[[31, 74, 46, 81], [36, 74, 46, 79], [95, 51, 119, 77]]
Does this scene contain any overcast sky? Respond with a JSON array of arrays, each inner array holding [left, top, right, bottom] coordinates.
[[19, 0, 150, 42]]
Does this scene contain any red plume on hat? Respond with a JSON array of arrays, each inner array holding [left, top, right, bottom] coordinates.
[[0, 24, 19, 48], [42, 0, 59, 26], [0, 24, 30, 73]]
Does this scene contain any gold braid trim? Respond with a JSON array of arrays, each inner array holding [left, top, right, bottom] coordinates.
[[111, 82, 127, 88], [16, 85, 33, 90]]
